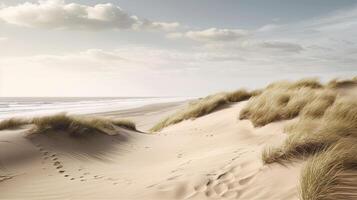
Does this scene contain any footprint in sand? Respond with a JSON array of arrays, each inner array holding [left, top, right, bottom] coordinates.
[[0, 175, 14, 183], [192, 162, 259, 199], [36, 143, 122, 184]]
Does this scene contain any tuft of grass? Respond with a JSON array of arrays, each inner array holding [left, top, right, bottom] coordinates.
[[111, 119, 136, 131], [262, 97, 357, 164], [0, 113, 136, 136], [225, 89, 252, 102], [0, 118, 31, 130], [32, 113, 136, 136], [327, 77, 357, 88], [151, 89, 254, 132], [266, 78, 323, 90], [239, 78, 334, 127], [150, 94, 228, 132], [240, 88, 330, 127], [300, 139, 357, 200]]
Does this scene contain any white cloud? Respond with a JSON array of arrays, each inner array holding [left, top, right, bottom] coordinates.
[[0, 37, 7, 41], [168, 28, 250, 42], [0, 0, 179, 31]]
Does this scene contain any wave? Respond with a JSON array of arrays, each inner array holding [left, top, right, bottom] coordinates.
[[0, 97, 189, 119]]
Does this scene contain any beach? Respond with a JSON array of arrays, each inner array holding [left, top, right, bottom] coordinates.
[[0, 97, 299, 200], [0, 78, 356, 200]]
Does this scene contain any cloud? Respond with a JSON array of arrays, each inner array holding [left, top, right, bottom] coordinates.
[[0, 0, 179, 31], [257, 24, 280, 32], [167, 28, 250, 42], [0, 47, 198, 72], [306, 7, 357, 32], [139, 20, 180, 32], [0, 37, 7, 41], [242, 40, 304, 53]]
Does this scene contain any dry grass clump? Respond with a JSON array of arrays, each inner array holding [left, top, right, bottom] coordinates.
[[327, 77, 357, 88], [266, 78, 323, 90], [225, 89, 252, 102], [263, 97, 357, 199], [0, 113, 136, 136], [151, 89, 254, 132], [262, 98, 357, 164], [111, 119, 136, 131], [151, 94, 228, 132], [247, 77, 357, 198], [0, 118, 31, 130], [239, 77, 336, 127], [240, 87, 334, 127], [33, 113, 136, 136], [300, 139, 357, 200]]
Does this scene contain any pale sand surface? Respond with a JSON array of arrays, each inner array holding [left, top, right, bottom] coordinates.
[[0, 101, 301, 200]]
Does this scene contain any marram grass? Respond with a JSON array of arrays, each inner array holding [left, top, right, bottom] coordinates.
[[150, 89, 254, 132], [239, 79, 333, 127], [300, 139, 357, 200], [0, 113, 136, 136]]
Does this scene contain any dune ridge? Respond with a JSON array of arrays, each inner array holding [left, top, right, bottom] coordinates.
[[0, 113, 136, 136], [150, 89, 256, 132]]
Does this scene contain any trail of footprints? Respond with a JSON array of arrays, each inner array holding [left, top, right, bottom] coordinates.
[[193, 149, 258, 199], [161, 148, 256, 199], [35, 143, 122, 185], [196, 165, 257, 199]]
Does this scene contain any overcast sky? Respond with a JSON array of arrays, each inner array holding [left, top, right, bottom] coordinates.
[[0, 0, 357, 97]]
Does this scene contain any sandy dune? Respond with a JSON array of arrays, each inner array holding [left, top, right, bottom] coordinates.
[[0, 100, 302, 200]]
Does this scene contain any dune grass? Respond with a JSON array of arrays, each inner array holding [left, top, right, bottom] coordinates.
[[150, 89, 254, 132], [256, 78, 357, 199], [327, 77, 357, 88], [262, 97, 357, 164], [0, 113, 136, 136], [300, 139, 357, 200], [0, 118, 31, 130], [266, 78, 323, 90], [239, 84, 335, 127]]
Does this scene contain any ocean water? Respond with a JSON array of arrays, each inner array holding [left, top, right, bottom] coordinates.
[[0, 97, 189, 119]]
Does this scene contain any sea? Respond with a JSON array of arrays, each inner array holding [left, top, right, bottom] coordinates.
[[0, 97, 189, 119]]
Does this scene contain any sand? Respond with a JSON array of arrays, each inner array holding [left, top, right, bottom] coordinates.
[[0, 101, 301, 200]]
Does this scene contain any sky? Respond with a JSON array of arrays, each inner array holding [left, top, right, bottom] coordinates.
[[0, 0, 357, 97]]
